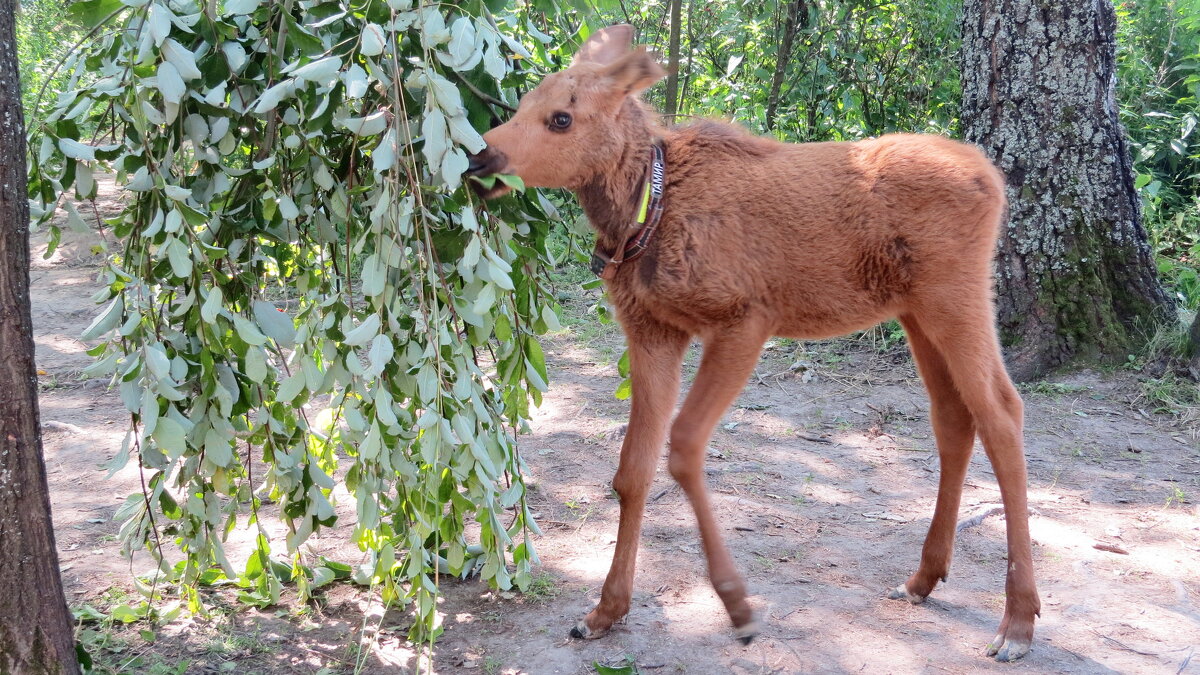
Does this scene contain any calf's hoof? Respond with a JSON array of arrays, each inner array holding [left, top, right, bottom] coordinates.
[[986, 635, 1031, 662], [733, 617, 760, 645], [887, 583, 926, 604], [569, 611, 613, 640]]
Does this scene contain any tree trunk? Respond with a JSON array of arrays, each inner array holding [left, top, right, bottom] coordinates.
[[0, 0, 82, 671], [1189, 311, 1200, 378], [765, 0, 807, 132], [960, 0, 1172, 380], [663, 0, 682, 116]]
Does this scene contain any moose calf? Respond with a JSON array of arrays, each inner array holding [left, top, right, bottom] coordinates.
[[467, 25, 1040, 662]]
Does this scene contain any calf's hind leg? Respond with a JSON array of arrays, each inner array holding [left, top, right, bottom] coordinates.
[[666, 325, 770, 643], [914, 306, 1041, 662], [888, 314, 977, 603]]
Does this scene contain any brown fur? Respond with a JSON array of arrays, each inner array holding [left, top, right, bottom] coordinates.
[[467, 25, 1041, 661]]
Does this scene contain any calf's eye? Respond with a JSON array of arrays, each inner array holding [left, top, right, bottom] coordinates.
[[549, 112, 572, 131]]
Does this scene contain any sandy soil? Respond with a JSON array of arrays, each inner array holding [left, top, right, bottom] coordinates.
[[30, 178, 1200, 674]]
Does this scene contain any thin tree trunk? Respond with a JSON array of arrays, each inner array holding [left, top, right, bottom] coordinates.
[[1188, 311, 1200, 378], [765, 0, 806, 131], [663, 0, 682, 116], [960, 0, 1172, 381], [0, 0, 82, 671]]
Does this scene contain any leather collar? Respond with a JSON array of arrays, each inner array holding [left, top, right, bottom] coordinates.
[[590, 140, 666, 280]]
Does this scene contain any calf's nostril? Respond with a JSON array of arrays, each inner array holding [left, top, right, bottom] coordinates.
[[466, 151, 489, 175]]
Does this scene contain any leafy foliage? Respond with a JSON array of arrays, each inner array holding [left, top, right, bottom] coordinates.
[[18, 0, 1200, 654], [28, 0, 568, 642], [14, 0, 85, 119], [1117, 0, 1200, 310], [614, 0, 960, 140]]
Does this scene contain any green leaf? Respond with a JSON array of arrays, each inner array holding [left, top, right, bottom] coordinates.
[[152, 417, 187, 460], [68, 0, 125, 28], [162, 38, 201, 80], [292, 56, 342, 84], [252, 301, 296, 347], [166, 238, 192, 278], [58, 138, 96, 161], [109, 604, 145, 623], [204, 427, 233, 466], [81, 297, 122, 340], [344, 314, 381, 346], [200, 287, 223, 323], [361, 23, 385, 56], [594, 661, 639, 675], [156, 61, 186, 105], [232, 315, 268, 346], [614, 377, 632, 401], [496, 174, 525, 191]]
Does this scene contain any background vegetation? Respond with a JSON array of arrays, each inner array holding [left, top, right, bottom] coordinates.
[[13, 0, 1199, 669]]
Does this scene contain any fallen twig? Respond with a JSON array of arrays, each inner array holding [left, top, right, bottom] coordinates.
[[1092, 630, 1161, 656], [1093, 542, 1130, 555], [797, 433, 832, 444], [956, 506, 1004, 532]]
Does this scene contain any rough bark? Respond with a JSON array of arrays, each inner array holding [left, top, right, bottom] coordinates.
[[663, 0, 682, 116], [0, 0, 82, 671], [960, 0, 1172, 380], [764, 0, 807, 131]]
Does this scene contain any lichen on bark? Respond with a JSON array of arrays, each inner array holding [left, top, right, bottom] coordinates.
[[960, 0, 1172, 380]]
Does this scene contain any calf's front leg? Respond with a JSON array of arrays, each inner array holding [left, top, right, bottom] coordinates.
[[571, 324, 688, 639]]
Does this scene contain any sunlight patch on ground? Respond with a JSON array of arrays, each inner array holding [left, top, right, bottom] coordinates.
[[660, 581, 727, 636]]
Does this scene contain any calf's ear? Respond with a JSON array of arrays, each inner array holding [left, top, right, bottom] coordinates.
[[573, 24, 634, 66], [600, 47, 666, 97]]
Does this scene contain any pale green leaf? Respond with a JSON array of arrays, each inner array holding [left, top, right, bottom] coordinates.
[[367, 334, 394, 375], [339, 111, 388, 136], [220, 42, 247, 73], [422, 108, 448, 170], [253, 79, 296, 113], [156, 60, 186, 104], [441, 148, 468, 190], [232, 315, 267, 345], [277, 370, 306, 403], [166, 238, 192, 277], [252, 300, 296, 347], [204, 426, 232, 466], [58, 138, 97, 161], [361, 23, 385, 56], [244, 346, 267, 383], [152, 417, 187, 460], [343, 64, 369, 99], [343, 314, 381, 346], [292, 56, 341, 84], [419, 7, 449, 49], [81, 297, 122, 340], [147, 2, 172, 46], [278, 194, 299, 220], [223, 0, 260, 16], [200, 286, 223, 323], [447, 114, 485, 154], [162, 38, 201, 80]]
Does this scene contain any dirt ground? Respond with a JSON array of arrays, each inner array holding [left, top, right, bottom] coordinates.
[[30, 178, 1200, 674]]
